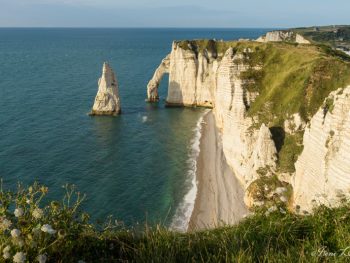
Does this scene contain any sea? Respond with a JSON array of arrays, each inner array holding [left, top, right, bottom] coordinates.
[[0, 28, 270, 230]]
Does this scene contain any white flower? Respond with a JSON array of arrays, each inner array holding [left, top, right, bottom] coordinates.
[[41, 224, 56, 234], [32, 208, 44, 219], [280, 208, 286, 214], [0, 217, 12, 230], [14, 208, 24, 218], [26, 199, 31, 204], [3, 252, 11, 260], [265, 205, 278, 216], [37, 254, 47, 263], [275, 187, 287, 195], [267, 206, 277, 213], [280, 196, 288, 203], [254, 201, 264, 207], [3, 246, 10, 253], [13, 252, 26, 263], [2, 246, 11, 259], [11, 229, 21, 238]]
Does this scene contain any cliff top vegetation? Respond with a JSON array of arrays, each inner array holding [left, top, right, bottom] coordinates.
[[1, 182, 350, 262]]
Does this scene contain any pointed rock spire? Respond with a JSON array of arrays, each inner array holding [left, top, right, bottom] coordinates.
[[90, 62, 121, 116]]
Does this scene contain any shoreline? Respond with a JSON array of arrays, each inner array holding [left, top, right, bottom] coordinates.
[[188, 111, 248, 231]]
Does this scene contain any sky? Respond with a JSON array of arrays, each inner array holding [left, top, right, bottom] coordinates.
[[0, 0, 349, 28]]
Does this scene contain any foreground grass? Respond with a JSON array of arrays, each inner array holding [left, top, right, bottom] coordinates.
[[1, 183, 350, 262]]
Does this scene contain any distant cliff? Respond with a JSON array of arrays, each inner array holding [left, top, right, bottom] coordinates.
[[256, 30, 310, 44], [147, 39, 350, 217]]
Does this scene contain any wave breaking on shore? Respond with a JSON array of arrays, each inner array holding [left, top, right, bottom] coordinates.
[[169, 110, 209, 232]]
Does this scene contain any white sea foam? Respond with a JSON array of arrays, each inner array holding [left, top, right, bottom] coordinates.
[[142, 116, 148, 123], [169, 110, 210, 232]]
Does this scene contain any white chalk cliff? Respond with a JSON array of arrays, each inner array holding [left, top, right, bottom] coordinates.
[[147, 42, 277, 217], [293, 87, 350, 211], [147, 40, 350, 220], [91, 62, 121, 116], [256, 30, 310, 44]]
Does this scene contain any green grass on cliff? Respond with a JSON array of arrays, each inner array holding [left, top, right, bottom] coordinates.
[[3, 182, 350, 263], [177, 39, 350, 173], [177, 39, 350, 124]]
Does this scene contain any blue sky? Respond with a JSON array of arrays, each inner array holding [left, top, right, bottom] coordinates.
[[0, 0, 349, 28]]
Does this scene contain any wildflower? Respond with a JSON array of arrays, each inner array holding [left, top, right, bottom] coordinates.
[[254, 201, 264, 207], [41, 224, 56, 234], [275, 187, 287, 195], [13, 252, 26, 263], [0, 217, 12, 230], [267, 206, 277, 213], [2, 246, 11, 259], [37, 254, 47, 263], [3, 246, 10, 253], [11, 229, 21, 238], [32, 208, 44, 219], [14, 208, 24, 218], [3, 251, 11, 259], [280, 196, 288, 203], [40, 186, 48, 193], [26, 199, 31, 204], [265, 205, 277, 216]]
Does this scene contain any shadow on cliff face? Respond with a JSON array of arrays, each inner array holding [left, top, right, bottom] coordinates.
[[269, 127, 285, 153], [166, 81, 183, 106]]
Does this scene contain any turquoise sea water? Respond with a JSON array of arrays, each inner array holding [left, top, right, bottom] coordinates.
[[0, 28, 270, 227]]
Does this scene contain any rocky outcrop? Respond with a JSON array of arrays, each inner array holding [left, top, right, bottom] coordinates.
[[284, 113, 306, 134], [293, 87, 350, 211], [295, 34, 311, 44], [214, 48, 277, 186], [91, 62, 121, 116], [257, 31, 310, 44], [148, 40, 350, 220], [147, 42, 278, 200], [147, 55, 170, 102], [147, 42, 217, 107]]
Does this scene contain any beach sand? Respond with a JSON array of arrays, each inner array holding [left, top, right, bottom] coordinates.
[[188, 111, 248, 231]]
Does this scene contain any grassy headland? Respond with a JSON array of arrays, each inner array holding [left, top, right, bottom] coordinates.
[[176, 39, 350, 173], [1, 183, 350, 262]]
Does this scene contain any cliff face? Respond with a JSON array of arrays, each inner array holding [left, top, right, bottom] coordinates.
[[293, 87, 350, 211], [147, 42, 278, 210], [147, 40, 350, 217], [91, 62, 121, 116], [256, 30, 310, 44]]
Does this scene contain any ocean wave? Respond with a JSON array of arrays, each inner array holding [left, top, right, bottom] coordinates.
[[169, 110, 209, 232]]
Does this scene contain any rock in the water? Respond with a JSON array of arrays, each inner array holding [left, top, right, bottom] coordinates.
[[90, 62, 121, 116]]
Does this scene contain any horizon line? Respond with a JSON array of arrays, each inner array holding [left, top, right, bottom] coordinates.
[[0, 26, 282, 29]]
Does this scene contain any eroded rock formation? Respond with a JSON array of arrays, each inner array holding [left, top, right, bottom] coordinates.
[[147, 39, 350, 224], [256, 30, 310, 44], [91, 62, 121, 116], [147, 42, 278, 222], [293, 87, 350, 211]]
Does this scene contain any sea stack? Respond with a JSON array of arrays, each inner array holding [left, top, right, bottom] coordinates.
[[90, 62, 121, 116]]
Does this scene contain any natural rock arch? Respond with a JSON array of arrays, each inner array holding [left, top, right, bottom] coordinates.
[[147, 54, 170, 102]]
